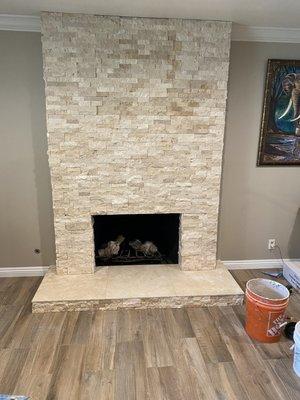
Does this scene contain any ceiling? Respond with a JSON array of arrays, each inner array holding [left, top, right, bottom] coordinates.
[[0, 0, 299, 28]]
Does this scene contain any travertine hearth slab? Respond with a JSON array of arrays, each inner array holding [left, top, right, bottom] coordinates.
[[32, 265, 243, 313]]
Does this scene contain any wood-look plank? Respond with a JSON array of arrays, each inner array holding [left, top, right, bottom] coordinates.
[[45, 344, 85, 400], [174, 337, 217, 400], [145, 367, 165, 400], [161, 308, 195, 339], [114, 341, 148, 400], [79, 370, 115, 400], [187, 307, 233, 363], [207, 361, 251, 400], [1, 299, 45, 350], [0, 348, 29, 394], [84, 310, 117, 372], [57, 311, 80, 346], [0, 348, 11, 384], [256, 341, 292, 360], [14, 371, 51, 400], [0, 305, 24, 348], [116, 309, 142, 343], [24, 313, 66, 376], [70, 310, 93, 345], [141, 309, 174, 367], [146, 366, 182, 400], [268, 357, 300, 400]]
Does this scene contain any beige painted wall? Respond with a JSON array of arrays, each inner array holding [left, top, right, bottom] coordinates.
[[218, 41, 300, 260], [0, 31, 55, 267], [1, 32, 299, 267]]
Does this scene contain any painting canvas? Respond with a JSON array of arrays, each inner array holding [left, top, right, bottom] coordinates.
[[258, 59, 300, 165]]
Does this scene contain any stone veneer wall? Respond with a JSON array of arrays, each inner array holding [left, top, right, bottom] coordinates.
[[41, 12, 231, 274]]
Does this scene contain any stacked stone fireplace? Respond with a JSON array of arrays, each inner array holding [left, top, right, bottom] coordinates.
[[41, 12, 231, 275]]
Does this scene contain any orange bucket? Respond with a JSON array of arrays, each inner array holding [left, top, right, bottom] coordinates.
[[245, 278, 290, 343]]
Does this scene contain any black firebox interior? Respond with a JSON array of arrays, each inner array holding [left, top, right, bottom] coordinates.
[[92, 213, 180, 266]]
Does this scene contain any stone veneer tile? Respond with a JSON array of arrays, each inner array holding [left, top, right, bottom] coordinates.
[[41, 12, 231, 274], [32, 295, 244, 313]]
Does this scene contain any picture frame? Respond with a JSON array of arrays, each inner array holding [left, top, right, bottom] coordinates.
[[258, 59, 300, 166]]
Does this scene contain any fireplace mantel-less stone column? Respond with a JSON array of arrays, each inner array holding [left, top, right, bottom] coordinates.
[[41, 12, 231, 275]]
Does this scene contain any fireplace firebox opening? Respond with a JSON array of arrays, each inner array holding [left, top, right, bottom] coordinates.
[[92, 213, 180, 267]]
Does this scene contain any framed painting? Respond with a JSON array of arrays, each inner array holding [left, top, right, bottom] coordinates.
[[258, 59, 300, 166]]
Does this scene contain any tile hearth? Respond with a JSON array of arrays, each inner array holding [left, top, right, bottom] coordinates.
[[32, 264, 244, 313]]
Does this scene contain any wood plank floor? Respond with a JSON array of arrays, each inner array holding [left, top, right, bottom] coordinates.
[[0, 269, 299, 399]]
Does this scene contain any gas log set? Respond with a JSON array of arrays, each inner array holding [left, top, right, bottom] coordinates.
[[97, 235, 164, 265], [93, 214, 180, 266]]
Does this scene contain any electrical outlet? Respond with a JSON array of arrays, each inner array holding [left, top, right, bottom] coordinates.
[[268, 239, 276, 250]]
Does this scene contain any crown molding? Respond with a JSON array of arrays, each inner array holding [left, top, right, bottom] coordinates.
[[0, 14, 300, 43], [0, 14, 40, 32], [232, 24, 300, 43]]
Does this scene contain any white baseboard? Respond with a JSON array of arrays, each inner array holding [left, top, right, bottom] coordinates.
[[0, 260, 299, 276], [0, 266, 50, 277], [222, 258, 300, 270]]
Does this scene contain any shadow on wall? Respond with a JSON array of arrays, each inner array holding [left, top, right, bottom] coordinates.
[[288, 208, 300, 258]]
